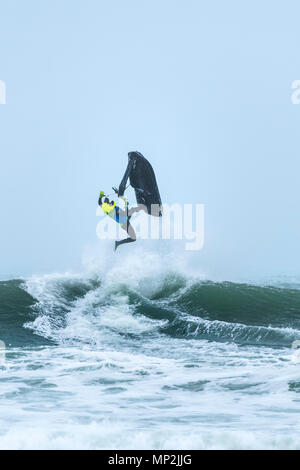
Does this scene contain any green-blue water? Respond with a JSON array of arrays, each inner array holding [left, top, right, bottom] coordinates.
[[1, 256, 300, 449]]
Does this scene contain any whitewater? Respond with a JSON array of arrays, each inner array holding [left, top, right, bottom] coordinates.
[[1, 245, 300, 450]]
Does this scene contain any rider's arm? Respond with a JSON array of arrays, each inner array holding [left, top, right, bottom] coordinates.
[[98, 191, 105, 206], [119, 195, 129, 206], [112, 186, 129, 207]]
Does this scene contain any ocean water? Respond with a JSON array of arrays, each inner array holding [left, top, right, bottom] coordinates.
[[1, 248, 300, 450]]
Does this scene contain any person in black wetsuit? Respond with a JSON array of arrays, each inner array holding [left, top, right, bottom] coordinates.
[[98, 189, 142, 250]]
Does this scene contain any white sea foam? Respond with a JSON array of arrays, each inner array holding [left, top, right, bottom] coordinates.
[[1, 423, 300, 450], [2, 246, 300, 450]]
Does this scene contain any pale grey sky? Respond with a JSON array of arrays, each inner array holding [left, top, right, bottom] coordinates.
[[0, 0, 299, 280]]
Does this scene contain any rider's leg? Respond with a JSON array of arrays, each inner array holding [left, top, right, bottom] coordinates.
[[128, 204, 147, 217], [115, 221, 137, 250]]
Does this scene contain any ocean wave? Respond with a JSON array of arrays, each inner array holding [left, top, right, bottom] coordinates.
[[1, 252, 300, 348]]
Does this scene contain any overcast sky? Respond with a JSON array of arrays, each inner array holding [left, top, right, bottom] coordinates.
[[0, 0, 299, 280]]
